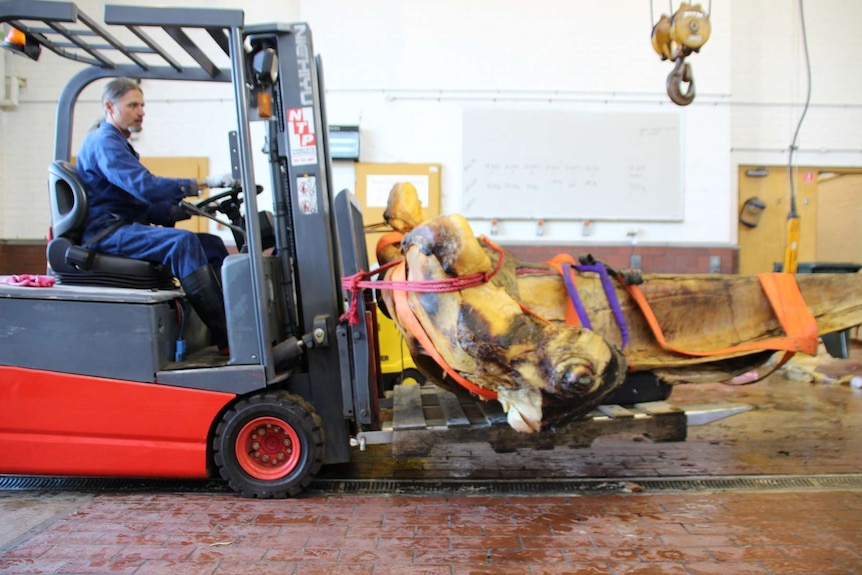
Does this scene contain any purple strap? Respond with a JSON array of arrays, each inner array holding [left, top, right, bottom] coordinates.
[[561, 264, 592, 330], [571, 263, 630, 349]]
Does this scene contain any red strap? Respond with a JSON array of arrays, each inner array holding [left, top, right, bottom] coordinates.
[[621, 272, 818, 357], [341, 237, 508, 324], [2, 274, 56, 288], [389, 261, 498, 400]]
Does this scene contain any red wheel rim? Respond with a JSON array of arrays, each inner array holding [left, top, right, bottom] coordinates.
[[235, 416, 302, 480]]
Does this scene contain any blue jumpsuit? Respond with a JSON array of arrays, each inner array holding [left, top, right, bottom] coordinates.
[[76, 122, 227, 280]]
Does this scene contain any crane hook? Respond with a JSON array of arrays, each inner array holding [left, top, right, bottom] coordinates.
[[667, 56, 695, 106]]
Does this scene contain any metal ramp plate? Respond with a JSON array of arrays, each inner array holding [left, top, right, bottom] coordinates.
[[382, 384, 689, 458], [684, 402, 753, 426], [391, 383, 426, 430]]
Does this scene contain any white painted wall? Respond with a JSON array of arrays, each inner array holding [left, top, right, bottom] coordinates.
[[2, 0, 859, 248], [730, 0, 862, 165], [0, 0, 300, 242]]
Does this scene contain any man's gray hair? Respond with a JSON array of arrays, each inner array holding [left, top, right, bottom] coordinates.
[[101, 77, 142, 105]]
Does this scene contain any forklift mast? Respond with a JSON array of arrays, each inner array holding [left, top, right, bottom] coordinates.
[[0, 0, 376, 466]]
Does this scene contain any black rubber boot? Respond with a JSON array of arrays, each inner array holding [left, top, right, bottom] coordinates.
[[180, 264, 229, 353]]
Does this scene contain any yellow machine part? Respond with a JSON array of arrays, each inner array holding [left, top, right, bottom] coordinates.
[[376, 307, 424, 387], [783, 215, 801, 274], [651, 14, 674, 60], [670, 2, 711, 51]]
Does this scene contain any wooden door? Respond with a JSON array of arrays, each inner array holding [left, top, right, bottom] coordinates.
[[140, 157, 210, 234], [353, 162, 442, 266], [352, 163, 442, 381], [816, 173, 862, 264], [737, 165, 818, 274]]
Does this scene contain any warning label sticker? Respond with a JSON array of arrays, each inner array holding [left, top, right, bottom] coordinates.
[[297, 175, 318, 215], [287, 107, 317, 166]]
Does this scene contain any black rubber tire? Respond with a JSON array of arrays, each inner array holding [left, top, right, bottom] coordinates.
[[601, 371, 672, 405], [398, 368, 426, 385], [382, 368, 426, 391], [213, 390, 324, 498]]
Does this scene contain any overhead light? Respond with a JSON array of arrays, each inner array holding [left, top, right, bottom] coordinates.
[[2, 27, 41, 61]]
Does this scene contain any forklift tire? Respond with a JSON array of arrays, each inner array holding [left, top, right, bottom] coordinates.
[[398, 368, 426, 385], [212, 390, 325, 499]]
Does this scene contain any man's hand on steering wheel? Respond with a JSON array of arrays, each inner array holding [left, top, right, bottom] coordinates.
[[179, 182, 264, 224], [205, 174, 240, 189], [191, 183, 264, 214]]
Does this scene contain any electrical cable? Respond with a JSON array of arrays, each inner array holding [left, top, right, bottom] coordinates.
[[174, 298, 188, 362], [783, 0, 812, 273], [788, 0, 812, 207]]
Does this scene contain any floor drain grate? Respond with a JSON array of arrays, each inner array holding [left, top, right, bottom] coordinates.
[[308, 474, 862, 495], [2, 474, 860, 496], [0, 475, 227, 493]]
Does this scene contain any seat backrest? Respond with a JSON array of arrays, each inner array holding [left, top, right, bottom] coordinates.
[[48, 160, 89, 241]]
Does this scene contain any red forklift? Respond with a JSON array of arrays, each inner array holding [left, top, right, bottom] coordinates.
[[0, 0, 382, 498], [1, 1, 744, 498]]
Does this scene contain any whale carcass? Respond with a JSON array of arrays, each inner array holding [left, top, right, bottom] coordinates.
[[368, 183, 862, 432]]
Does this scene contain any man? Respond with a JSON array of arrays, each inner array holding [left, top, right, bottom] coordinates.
[[76, 77, 232, 354]]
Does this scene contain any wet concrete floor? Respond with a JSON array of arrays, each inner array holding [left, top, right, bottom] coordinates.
[[322, 343, 862, 482]]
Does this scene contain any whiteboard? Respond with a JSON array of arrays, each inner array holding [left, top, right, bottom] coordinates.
[[461, 109, 683, 221]]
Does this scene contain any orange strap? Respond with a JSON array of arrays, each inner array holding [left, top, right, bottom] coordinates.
[[376, 231, 404, 254], [376, 231, 404, 261], [389, 261, 498, 400], [545, 253, 582, 327], [621, 272, 819, 357]]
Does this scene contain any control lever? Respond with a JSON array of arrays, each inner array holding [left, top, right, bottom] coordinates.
[[179, 201, 246, 237], [272, 332, 316, 367]]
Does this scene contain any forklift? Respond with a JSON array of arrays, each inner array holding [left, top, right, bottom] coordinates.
[[0, 0, 381, 498], [1, 1, 743, 498]]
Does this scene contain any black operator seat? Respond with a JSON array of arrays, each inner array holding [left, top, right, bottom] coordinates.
[[46, 160, 177, 289]]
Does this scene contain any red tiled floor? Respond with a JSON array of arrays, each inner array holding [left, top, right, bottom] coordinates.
[[1, 347, 861, 574], [1, 489, 861, 574]]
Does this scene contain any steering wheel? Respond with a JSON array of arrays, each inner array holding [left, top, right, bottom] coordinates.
[[180, 184, 264, 252], [193, 184, 264, 216]]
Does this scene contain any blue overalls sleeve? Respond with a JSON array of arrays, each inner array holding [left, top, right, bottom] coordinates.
[[93, 129, 197, 204], [146, 201, 179, 227]]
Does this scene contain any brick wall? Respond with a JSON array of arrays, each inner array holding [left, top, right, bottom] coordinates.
[[1, 241, 738, 277], [502, 244, 739, 274], [0, 241, 48, 275]]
